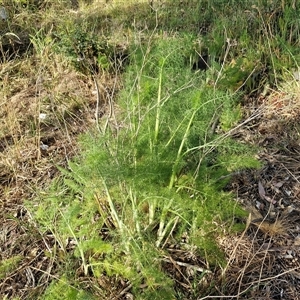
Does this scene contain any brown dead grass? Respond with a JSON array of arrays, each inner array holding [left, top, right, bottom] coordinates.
[[0, 46, 121, 297], [0, 55, 94, 200], [221, 231, 300, 298], [251, 218, 289, 237]]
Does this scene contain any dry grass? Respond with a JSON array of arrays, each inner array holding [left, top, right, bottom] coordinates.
[[251, 218, 289, 237], [0, 55, 93, 190], [0, 1, 129, 297], [0, 38, 121, 299], [262, 78, 300, 123], [218, 225, 300, 299]]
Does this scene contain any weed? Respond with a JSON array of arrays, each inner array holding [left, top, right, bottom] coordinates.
[[27, 32, 259, 298], [40, 275, 97, 300], [53, 21, 113, 73], [0, 256, 23, 280]]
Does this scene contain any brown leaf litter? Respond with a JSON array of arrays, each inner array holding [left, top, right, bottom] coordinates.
[[217, 83, 300, 299]]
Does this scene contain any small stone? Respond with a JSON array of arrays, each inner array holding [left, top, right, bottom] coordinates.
[[0, 6, 8, 21], [39, 113, 47, 120]]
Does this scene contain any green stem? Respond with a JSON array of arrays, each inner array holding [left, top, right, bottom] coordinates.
[[168, 108, 198, 190], [154, 60, 165, 146]]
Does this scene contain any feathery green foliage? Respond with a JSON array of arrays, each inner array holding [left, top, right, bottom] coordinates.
[[0, 256, 22, 280], [28, 33, 259, 298], [41, 276, 96, 300]]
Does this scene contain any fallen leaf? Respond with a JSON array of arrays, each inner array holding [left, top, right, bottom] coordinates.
[[274, 181, 284, 188], [258, 181, 266, 199], [264, 195, 276, 204], [255, 201, 264, 211], [258, 181, 276, 204]]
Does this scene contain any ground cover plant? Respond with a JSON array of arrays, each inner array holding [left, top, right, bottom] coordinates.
[[2, 0, 300, 299], [30, 34, 260, 299]]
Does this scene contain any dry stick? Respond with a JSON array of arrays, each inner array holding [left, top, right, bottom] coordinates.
[[26, 210, 52, 253], [161, 216, 179, 249], [162, 255, 192, 287], [198, 103, 223, 175], [92, 75, 119, 166], [127, 14, 158, 140], [107, 71, 119, 134], [35, 71, 43, 161], [205, 106, 263, 153], [251, 267, 299, 284], [233, 65, 258, 94], [213, 26, 232, 90], [111, 283, 133, 300], [195, 49, 210, 70], [282, 163, 300, 183], [197, 287, 253, 300], [256, 237, 273, 294], [198, 276, 272, 300], [25, 267, 35, 287], [221, 213, 252, 277], [254, 6, 278, 87], [162, 256, 212, 274], [103, 81, 115, 133], [93, 75, 102, 133]]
